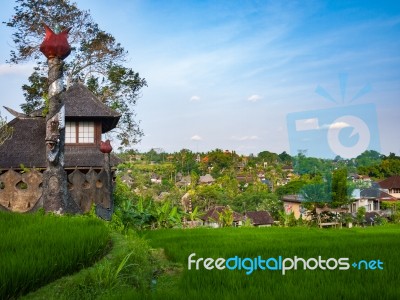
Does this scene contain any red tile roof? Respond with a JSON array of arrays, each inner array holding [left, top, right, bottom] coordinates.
[[379, 176, 400, 189]]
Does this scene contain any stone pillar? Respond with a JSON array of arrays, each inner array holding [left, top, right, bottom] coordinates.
[[97, 140, 114, 220], [39, 24, 78, 213]]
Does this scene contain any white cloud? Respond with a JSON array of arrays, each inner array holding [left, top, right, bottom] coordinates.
[[320, 122, 350, 130], [190, 95, 201, 102], [295, 118, 319, 131], [231, 135, 260, 141], [247, 94, 262, 102], [330, 121, 350, 129], [190, 135, 203, 141], [0, 63, 35, 76]]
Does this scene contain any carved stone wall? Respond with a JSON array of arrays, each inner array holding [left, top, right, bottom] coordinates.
[[68, 168, 112, 212], [0, 168, 112, 214], [0, 169, 43, 212]]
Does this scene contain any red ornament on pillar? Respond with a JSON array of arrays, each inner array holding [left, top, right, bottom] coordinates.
[[100, 140, 113, 154], [39, 24, 72, 60]]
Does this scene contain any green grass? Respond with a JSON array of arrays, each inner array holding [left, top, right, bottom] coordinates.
[[0, 211, 110, 299], [141, 226, 400, 300], [22, 231, 154, 300], [4, 212, 399, 299]]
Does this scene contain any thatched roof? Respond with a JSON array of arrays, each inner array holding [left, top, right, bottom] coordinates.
[[199, 174, 215, 184], [200, 206, 243, 223], [0, 117, 45, 169], [245, 211, 274, 225], [61, 83, 120, 132], [65, 146, 121, 168], [0, 83, 121, 170], [0, 116, 120, 169]]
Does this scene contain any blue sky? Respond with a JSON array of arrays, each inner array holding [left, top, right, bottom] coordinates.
[[0, 0, 399, 157]]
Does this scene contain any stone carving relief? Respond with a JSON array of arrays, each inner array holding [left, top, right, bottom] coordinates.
[[68, 168, 111, 213], [0, 169, 43, 212], [0, 167, 111, 214]]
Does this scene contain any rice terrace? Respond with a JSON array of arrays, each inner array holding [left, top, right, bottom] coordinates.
[[1, 216, 400, 299]]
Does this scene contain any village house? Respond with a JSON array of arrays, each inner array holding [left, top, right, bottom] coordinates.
[[349, 187, 396, 213], [236, 173, 254, 184], [281, 194, 308, 219], [0, 83, 121, 218], [200, 206, 243, 227], [244, 211, 274, 227], [200, 206, 275, 228], [378, 175, 400, 199], [176, 172, 191, 187], [199, 174, 215, 185]]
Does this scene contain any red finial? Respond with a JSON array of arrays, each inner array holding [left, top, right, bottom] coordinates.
[[39, 24, 71, 60], [100, 140, 113, 154]]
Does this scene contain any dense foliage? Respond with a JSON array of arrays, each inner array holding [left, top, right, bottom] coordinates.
[[114, 148, 400, 230]]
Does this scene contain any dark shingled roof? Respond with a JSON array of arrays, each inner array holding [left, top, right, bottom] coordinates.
[[61, 83, 120, 132], [0, 117, 45, 169], [65, 146, 121, 168], [200, 206, 243, 223], [282, 194, 304, 203], [360, 188, 396, 200], [379, 176, 400, 189], [360, 188, 380, 198], [0, 116, 120, 169], [0, 83, 121, 170], [245, 211, 274, 225]]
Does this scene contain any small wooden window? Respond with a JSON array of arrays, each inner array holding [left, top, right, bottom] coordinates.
[[66, 122, 77, 143], [78, 122, 95, 143], [66, 121, 95, 144]]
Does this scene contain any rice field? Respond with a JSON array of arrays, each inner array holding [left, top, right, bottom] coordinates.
[[142, 226, 400, 299], [0, 211, 110, 299]]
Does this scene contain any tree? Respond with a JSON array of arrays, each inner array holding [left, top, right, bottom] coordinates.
[[355, 150, 382, 169], [4, 0, 147, 149], [256, 193, 283, 220], [275, 180, 307, 198], [278, 151, 292, 164], [217, 206, 234, 227], [331, 168, 352, 207], [0, 113, 13, 146], [257, 150, 279, 164], [152, 200, 182, 229], [206, 149, 238, 177], [356, 207, 366, 226], [300, 182, 329, 209], [192, 184, 223, 211], [293, 153, 329, 177]]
